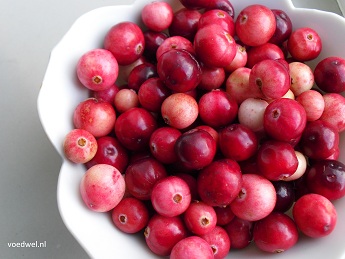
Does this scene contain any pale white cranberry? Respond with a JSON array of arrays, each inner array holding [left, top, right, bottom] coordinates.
[[289, 62, 314, 96], [283, 151, 307, 181], [238, 98, 269, 133]]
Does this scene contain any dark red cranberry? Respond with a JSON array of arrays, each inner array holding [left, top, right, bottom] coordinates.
[[143, 30, 168, 62], [213, 206, 235, 226], [127, 62, 157, 91], [91, 83, 120, 104], [206, 0, 235, 19], [224, 217, 253, 249], [272, 180, 295, 212], [169, 8, 201, 41], [199, 226, 231, 259], [269, 9, 293, 45]]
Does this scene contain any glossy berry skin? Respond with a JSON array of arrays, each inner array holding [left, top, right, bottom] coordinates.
[[124, 157, 167, 200], [219, 124, 258, 161], [272, 181, 295, 213], [91, 83, 120, 104], [76, 48, 119, 91], [156, 36, 195, 60], [246, 42, 285, 68], [224, 217, 253, 249], [198, 9, 235, 36], [306, 159, 345, 201], [300, 120, 339, 160], [198, 90, 238, 128], [114, 107, 157, 151], [141, 1, 173, 32], [253, 212, 298, 253], [269, 9, 292, 45], [197, 159, 243, 207], [85, 136, 129, 174], [214, 206, 235, 226], [198, 65, 226, 91], [314, 56, 345, 93], [151, 176, 191, 217], [184, 201, 217, 236], [199, 226, 231, 259], [235, 4, 276, 47], [175, 128, 217, 170], [293, 193, 337, 238], [157, 49, 201, 93], [111, 197, 149, 234], [319, 93, 345, 133], [127, 62, 158, 91], [263, 98, 307, 143], [143, 30, 168, 62], [104, 21, 145, 66], [144, 214, 188, 256], [194, 24, 236, 68], [257, 140, 298, 181], [169, 8, 201, 41], [80, 164, 125, 212], [170, 236, 214, 259]]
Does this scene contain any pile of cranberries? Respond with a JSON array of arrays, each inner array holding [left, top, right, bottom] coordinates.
[[62, 0, 345, 258]]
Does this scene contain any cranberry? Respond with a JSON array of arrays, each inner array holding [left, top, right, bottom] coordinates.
[[224, 43, 247, 72], [104, 21, 145, 66], [151, 176, 191, 217], [63, 129, 98, 164], [141, 2, 173, 32], [230, 174, 277, 221], [198, 90, 238, 128], [197, 159, 243, 207], [114, 107, 157, 151], [235, 4, 276, 46], [296, 89, 325, 121], [156, 36, 195, 60], [284, 150, 308, 181], [85, 136, 128, 174], [263, 98, 307, 143], [113, 88, 139, 113], [206, 0, 235, 19], [253, 212, 299, 253], [73, 98, 116, 138], [76, 48, 119, 91], [178, 0, 209, 9], [198, 9, 235, 36], [111, 197, 149, 234], [214, 205, 235, 226], [272, 181, 295, 212], [289, 61, 314, 96], [314, 56, 345, 93], [287, 27, 322, 61], [198, 65, 225, 91], [293, 193, 337, 238], [127, 62, 157, 91], [168, 8, 201, 41], [175, 128, 217, 170], [161, 93, 198, 129], [246, 42, 285, 68], [157, 49, 201, 92], [257, 140, 298, 181], [306, 159, 345, 201], [170, 236, 214, 259], [183, 201, 217, 235], [269, 9, 292, 45], [319, 93, 345, 133], [224, 217, 253, 249], [144, 214, 188, 256], [124, 157, 167, 200], [194, 24, 236, 68], [219, 124, 258, 161], [143, 30, 168, 62], [300, 120, 339, 160], [175, 173, 199, 200], [238, 97, 268, 133], [199, 226, 231, 259], [91, 83, 120, 104], [80, 164, 125, 212]]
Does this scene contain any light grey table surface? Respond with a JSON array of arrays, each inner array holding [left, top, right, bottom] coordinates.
[[0, 0, 343, 258]]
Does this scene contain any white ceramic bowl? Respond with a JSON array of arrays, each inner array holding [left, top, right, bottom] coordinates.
[[38, 0, 345, 258]]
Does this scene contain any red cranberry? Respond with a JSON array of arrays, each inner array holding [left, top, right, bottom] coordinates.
[[197, 159, 243, 207], [306, 159, 345, 201], [246, 42, 285, 68], [127, 62, 157, 91], [144, 214, 188, 256], [124, 157, 167, 200], [199, 226, 231, 259], [198, 65, 226, 91], [141, 2, 173, 32], [156, 36, 195, 60], [114, 107, 157, 151], [104, 21, 145, 65], [175, 173, 199, 200], [175, 128, 217, 170], [206, 0, 235, 19], [296, 89, 325, 121], [170, 236, 214, 259], [214, 205, 235, 226], [269, 9, 292, 45], [224, 43, 247, 72], [293, 193, 337, 238], [91, 83, 120, 104], [111, 197, 149, 234], [143, 30, 168, 62], [253, 212, 299, 253], [168, 8, 201, 41], [224, 217, 253, 249], [198, 9, 235, 36], [319, 93, 345, 133]]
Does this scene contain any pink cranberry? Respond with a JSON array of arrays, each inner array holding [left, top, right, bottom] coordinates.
[[80, 164, 125, 212], [198, 9, 235, 36], [73, 98, 116, 138], [170, 236, 214, 259], [84, 136, 128, 174], [224, 43, 247, 72], [168, 8, 201, 41], [235, 4, 276, 46], [76, 48, 119, 91], [113, 88, 139, 113], [246, 42, 285, 68], [238, 97, 268, 133], [289, 62, 314, 96], [175, 128, 217, 170], [230, 174, 277, 221], [314, 56, 345, 93], [114, 107, 157, 151], [104, 21, 145, 66], [184, 201, 217, 235], [198, 90, 238, 128], [293, 193, 337, 238], [161, 93, 198, 129], [124, 157, 167, 200], [269, 9, 292, 45], [63, 129, 97, 164], [287, 27, 322, 61], [151, 176, 191, 217], [197, 159, 242, 207], [144, 214, 188, 256], [199, 226, 231, 259], [253, 212, 299, 253], [296, 89, 325, 121], [224, 217, 253, 249], [111, 197, 149, 234], [319, 93, 345, 132], [141, 2, 173, 32], [194, 24, 236, 68]]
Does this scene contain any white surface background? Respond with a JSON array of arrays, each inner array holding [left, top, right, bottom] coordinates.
[[0, 0, 343, 258]]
